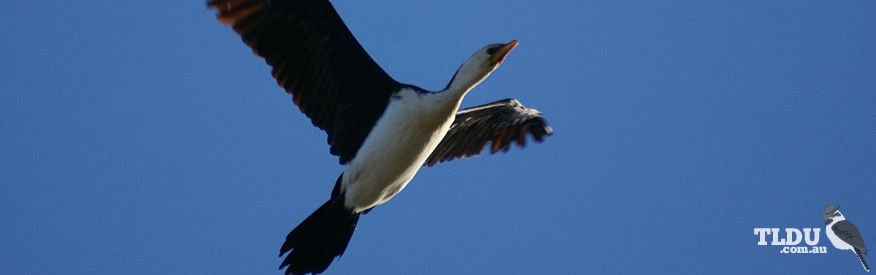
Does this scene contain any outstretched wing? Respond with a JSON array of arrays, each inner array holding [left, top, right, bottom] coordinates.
[[425, 98, 552, 167], [833, 220, 869, 254], [208, 0, 401, 164]]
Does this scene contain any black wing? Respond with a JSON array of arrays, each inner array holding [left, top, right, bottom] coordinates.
[[208, 0, 401, 164], [833, 220, 869, 254], [425, 98, 553, 167]]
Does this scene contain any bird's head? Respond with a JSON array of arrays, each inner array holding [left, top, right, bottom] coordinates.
[[445, 40, 518, 94], [482, 40, 518, 67], [823, 204, 846, 224]]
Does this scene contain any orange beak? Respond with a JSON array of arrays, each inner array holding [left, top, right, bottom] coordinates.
[[489, 40, 518, 65]]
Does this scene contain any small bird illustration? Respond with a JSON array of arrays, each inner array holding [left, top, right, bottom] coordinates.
[[824, 204, 870, 272]]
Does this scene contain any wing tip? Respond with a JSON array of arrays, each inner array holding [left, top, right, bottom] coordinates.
[[208, 0, 265, 26]]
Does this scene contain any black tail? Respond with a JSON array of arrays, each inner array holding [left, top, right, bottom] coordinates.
[[279, 198, 360, 275], [854, 248, 871, 272]]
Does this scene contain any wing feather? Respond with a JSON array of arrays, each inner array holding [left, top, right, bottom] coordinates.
[[424, 98, 553, 167], [833, 220, 869, 253], [209, 0, 401, 164]]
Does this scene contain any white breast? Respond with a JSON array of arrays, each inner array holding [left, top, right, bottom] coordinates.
[[825, 218, 853, 250], [341, 88, 458, 213]]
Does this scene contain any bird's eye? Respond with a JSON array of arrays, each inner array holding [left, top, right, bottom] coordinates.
[[487, 46, 500, 55]]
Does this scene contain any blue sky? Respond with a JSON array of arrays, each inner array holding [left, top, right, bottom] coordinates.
[[2, 1, 875, 274]]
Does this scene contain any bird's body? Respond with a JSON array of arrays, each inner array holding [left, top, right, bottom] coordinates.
[[208, 0, 552, 273], [826, 213, 855, 250], [342, 87, 459, 212], [823, 205, 870, 272]]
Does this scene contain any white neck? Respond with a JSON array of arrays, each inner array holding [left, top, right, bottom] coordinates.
[[437, 59, 493, 109]]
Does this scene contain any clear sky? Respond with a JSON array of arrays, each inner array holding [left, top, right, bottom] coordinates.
[[2, 1, 875, 274]]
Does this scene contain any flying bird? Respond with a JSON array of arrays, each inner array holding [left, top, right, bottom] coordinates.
[[824, 204, 870, 272], [207, 0, 553, 274]]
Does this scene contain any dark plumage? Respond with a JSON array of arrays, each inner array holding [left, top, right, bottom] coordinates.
[[426, 98, 553, 167], [833, 220, 869, 254], [209, 0, 400, 164]]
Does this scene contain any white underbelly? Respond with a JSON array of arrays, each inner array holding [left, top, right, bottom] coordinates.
[[341, 89, 457, 213], [826, 226, 853, 250]]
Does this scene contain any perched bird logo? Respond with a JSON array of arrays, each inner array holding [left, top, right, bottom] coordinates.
[[824, 204, 870, 272]]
